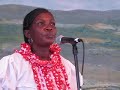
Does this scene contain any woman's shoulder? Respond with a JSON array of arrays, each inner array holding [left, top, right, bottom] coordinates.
[[0, 53, 37, 89], [0, 53, 25, 64], [60, 55, 75, 69], [0, 53, 29, 75]]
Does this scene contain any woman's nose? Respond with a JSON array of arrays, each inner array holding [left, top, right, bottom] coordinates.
[[45, 24, 53, 31], [46, 28, 52, 31]]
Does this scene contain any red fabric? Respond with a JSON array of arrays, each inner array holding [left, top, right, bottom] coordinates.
[[15, 43, 70, 90]]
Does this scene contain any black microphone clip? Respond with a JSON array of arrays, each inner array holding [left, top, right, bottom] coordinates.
[[56, 35, 82, 45]]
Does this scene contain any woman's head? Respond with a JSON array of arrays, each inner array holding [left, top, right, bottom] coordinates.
[[23, 8, 57, 46]]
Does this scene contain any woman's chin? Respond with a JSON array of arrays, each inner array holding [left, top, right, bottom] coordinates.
[[41, 40, 54, 46]]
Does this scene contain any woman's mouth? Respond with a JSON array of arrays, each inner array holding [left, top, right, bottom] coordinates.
[[46, 35, 55, 39]]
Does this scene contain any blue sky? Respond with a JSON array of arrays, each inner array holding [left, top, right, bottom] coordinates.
[[0, 0, 120, 11]]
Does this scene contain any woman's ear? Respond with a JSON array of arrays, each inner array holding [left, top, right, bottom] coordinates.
[[24, 30, 31, 38]]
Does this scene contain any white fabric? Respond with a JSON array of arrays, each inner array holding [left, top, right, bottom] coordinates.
[[0, 53, 83, 90]]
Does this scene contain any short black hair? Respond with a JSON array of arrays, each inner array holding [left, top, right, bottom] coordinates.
[[23, 8, 52, 43]]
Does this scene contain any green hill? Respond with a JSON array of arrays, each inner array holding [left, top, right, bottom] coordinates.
[[0, 4, 120, 25]]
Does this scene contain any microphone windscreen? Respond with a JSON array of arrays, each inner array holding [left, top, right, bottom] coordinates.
[[55, 35, 64, 44]]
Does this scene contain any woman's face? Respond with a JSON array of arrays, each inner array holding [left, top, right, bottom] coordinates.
[[29, 12, 57, 46]]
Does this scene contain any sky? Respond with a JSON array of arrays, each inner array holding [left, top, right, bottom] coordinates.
[[0, 0, 120, 11]]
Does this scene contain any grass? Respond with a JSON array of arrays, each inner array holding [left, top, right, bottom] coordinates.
[[57, 26, 120, 49], [0, 24, 23, 43]]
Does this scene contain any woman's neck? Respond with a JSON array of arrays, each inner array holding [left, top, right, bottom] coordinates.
[[31, 44, 51, 60]]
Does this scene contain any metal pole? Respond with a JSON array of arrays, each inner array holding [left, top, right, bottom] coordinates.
[[72, 43, 81, 90]]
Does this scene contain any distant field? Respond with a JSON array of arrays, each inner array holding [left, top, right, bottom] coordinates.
[[0, 24, 23, 43], [0, 24, 23, 53], [0, 23, 120, 49], [57, 25, 120, 49]]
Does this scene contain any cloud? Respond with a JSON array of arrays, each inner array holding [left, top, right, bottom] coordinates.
[[0, 0, 120, 10], [80, 0, 120, 10], [52, 0, 120, 10], [53, 0, 84, 10]]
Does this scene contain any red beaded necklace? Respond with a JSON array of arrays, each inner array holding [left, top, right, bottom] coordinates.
[[15, 43, 70, 90]]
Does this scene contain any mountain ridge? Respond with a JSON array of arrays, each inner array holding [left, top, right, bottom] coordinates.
[[0, 4, 120, 25]]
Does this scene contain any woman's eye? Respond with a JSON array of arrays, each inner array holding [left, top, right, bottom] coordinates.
[[36, 22, 44, 26], [50, 22, 55, 26]]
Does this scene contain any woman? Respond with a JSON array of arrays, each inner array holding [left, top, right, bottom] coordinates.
[[0, 8, 83, 90]]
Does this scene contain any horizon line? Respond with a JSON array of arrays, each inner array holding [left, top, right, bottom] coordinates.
[[0, 3, 120, 11]]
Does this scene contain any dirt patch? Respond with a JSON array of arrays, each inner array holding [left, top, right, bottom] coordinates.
[[82, 38, 105, 43]]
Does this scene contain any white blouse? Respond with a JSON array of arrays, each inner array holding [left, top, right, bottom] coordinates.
[[0, 53, 83, 90]]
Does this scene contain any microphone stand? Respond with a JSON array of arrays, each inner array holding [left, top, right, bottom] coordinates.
[[72, 43, 82, 90]]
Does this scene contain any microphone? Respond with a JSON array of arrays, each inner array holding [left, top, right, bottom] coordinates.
[[56, 35, 82, 44]]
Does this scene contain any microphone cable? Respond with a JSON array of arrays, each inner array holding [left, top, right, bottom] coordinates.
[[80, 39, 85, 76]]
